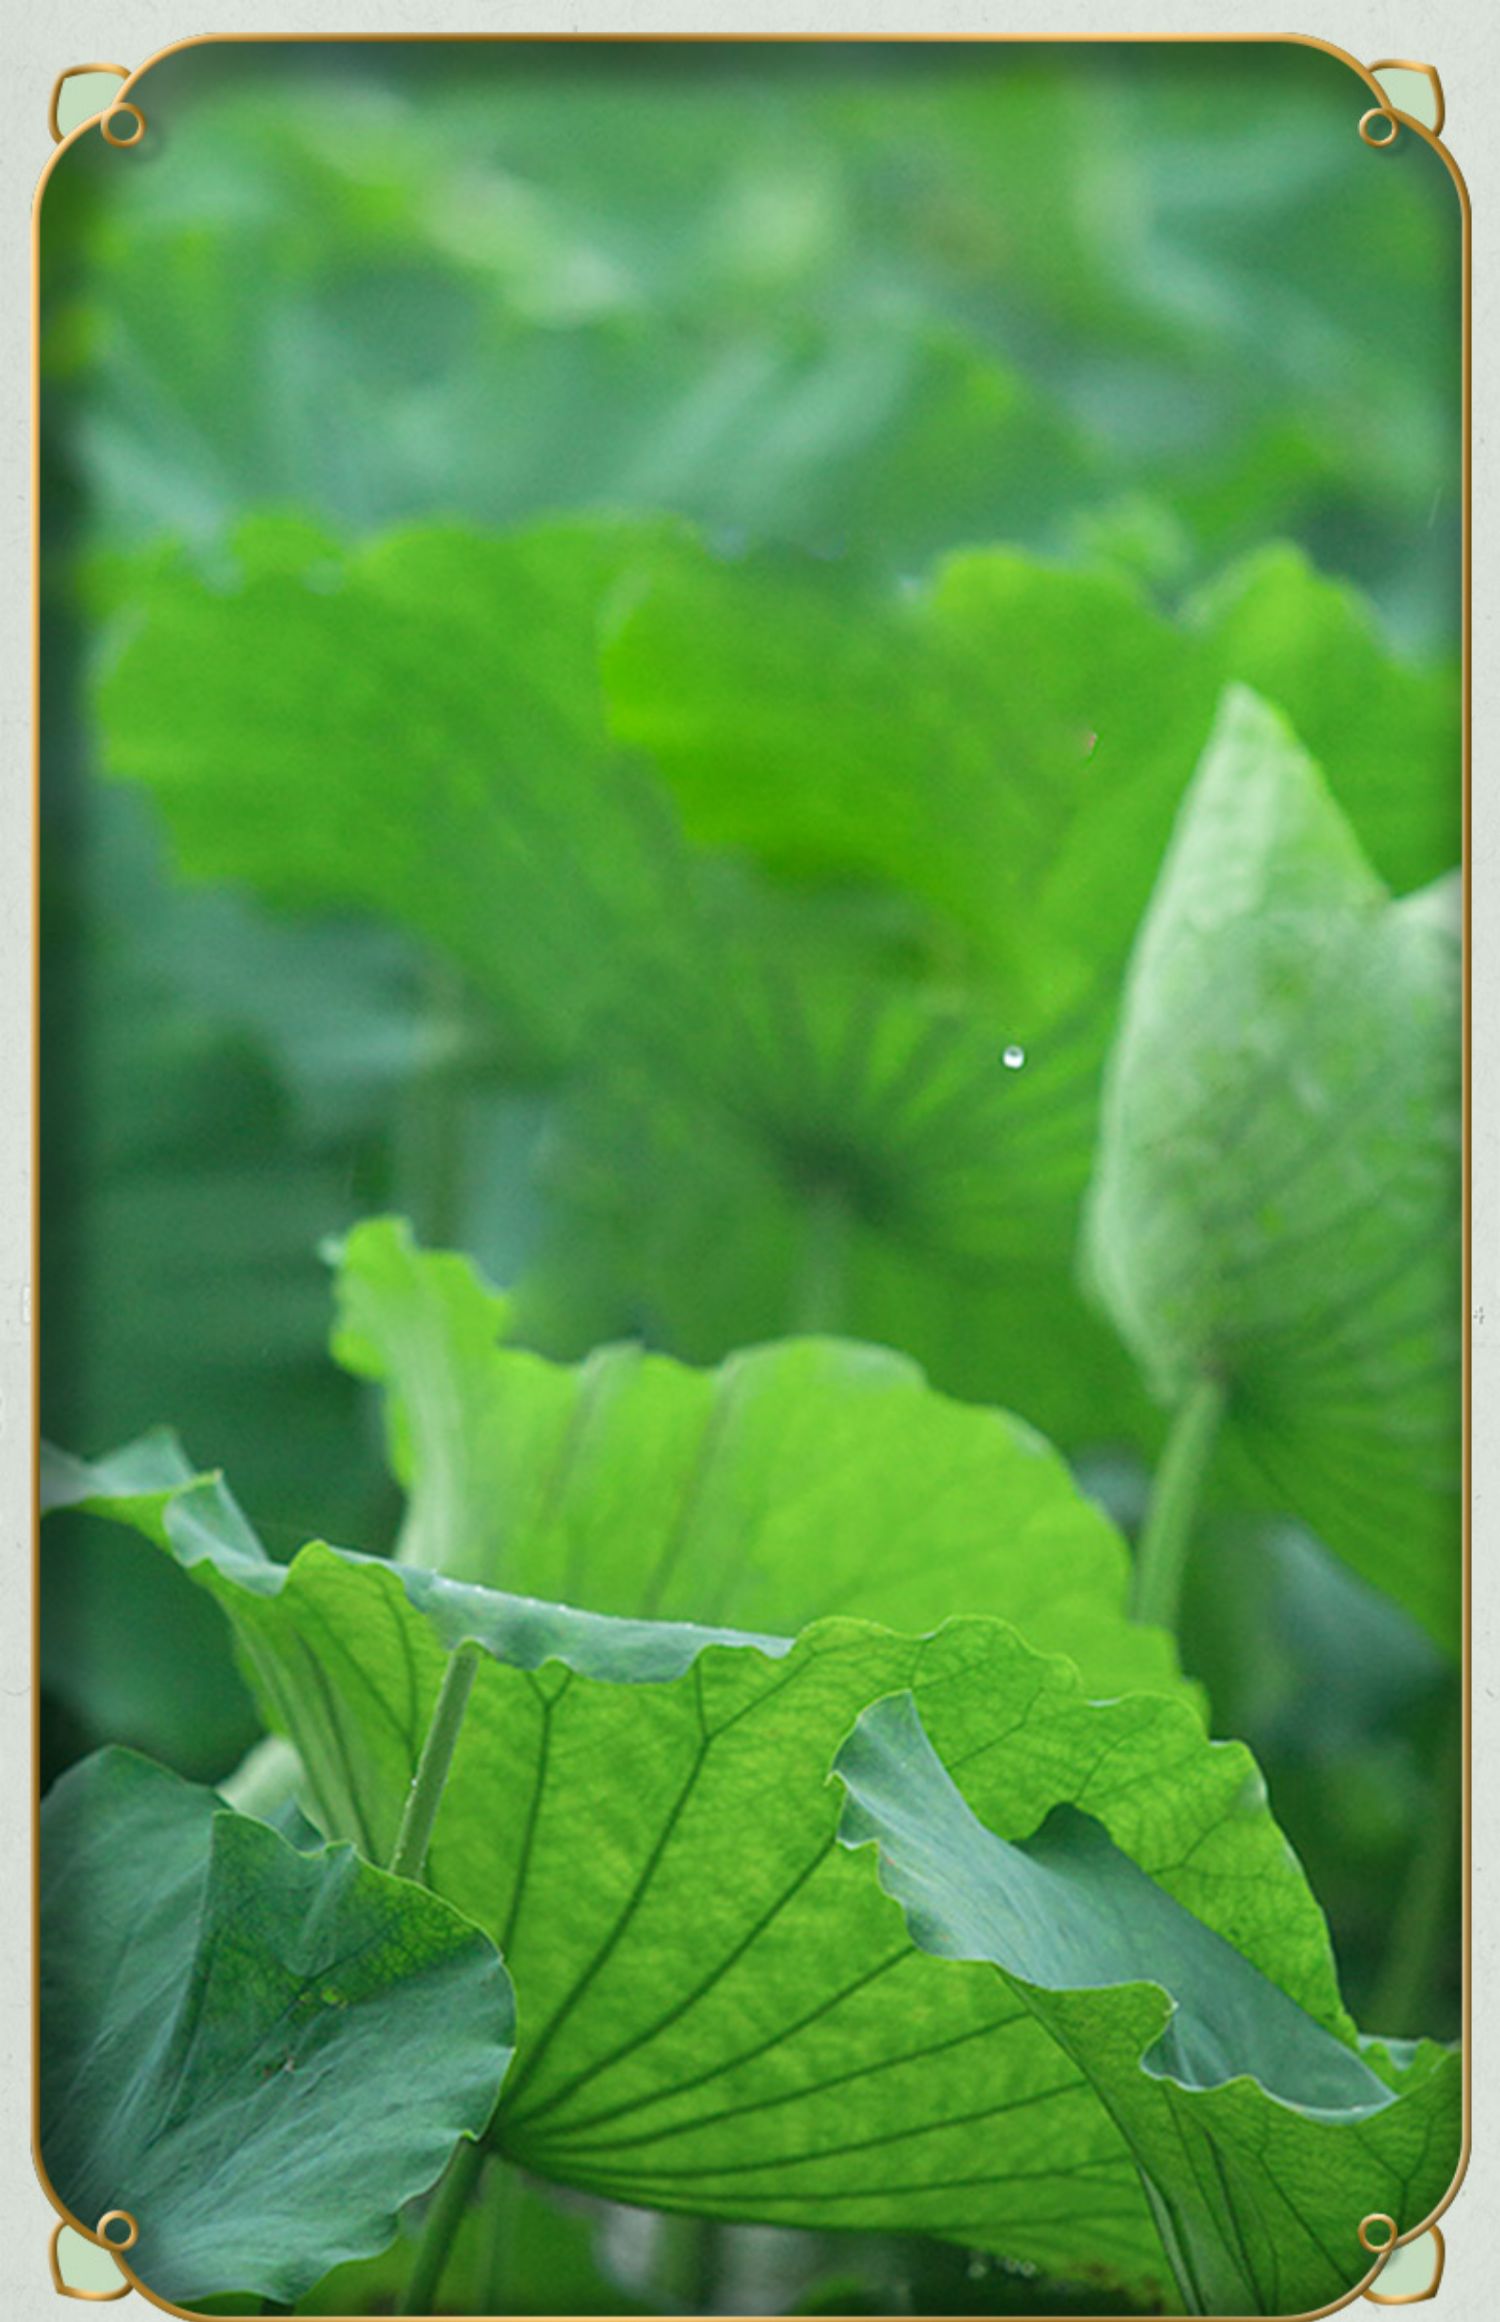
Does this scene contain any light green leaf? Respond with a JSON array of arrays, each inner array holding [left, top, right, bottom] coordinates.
[[40, 1747, 516, 2307], [95, 518, 1456, 1474], [41, 1442, 1450, 2306], [96, 514, 693, 1078], [1084, 686, 1461, 1647], [327, 1216, 1182, 1701], [603, 533, 1457, 1019], [835, 1691, 1459, 2314], [579, 531, 1457, 1453], [602, 538, 1218, 1013]]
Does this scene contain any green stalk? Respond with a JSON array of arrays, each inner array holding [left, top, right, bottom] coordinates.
[[391, 1639, 487, 2313], [476, 2153, 522, 2308], [389, 1639, 482, 1884], [399, 2133, 487, 2317], [1131, 1375, 1226, 1633], [396, 956, 470, 1249], [658, 2212, 721, 2310], [1369, 1690, 1462, 2036], [794, 1184, 850, 1335]]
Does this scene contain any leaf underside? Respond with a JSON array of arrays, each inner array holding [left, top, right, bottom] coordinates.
[[836, 1692, 1457, 2314], [1084, 687, 1461, 1648]]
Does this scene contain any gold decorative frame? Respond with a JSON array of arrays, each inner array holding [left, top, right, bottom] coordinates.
[[30, 33, 1472, 2322]]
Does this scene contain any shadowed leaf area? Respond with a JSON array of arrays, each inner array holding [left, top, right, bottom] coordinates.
[[40, 1748, 516, 2306]]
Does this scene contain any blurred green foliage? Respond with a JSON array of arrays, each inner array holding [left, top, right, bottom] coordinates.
[[44, 40, 1460, 624], [39, 36, 1462, 2317]]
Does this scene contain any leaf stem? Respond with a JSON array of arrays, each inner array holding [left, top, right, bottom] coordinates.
[[476, 2152, 521, 2307], [1131, 1375, 1226, 1633], [659, 2212, 720, 2309], [1369, 1688, 1462, 2035], [389, 1640, 482, 1886], [397, 956, 470, 1249], [794, 1183, 850, 1335], [390, 1641, 490, 2314], [399, 2132, 486, 2316]]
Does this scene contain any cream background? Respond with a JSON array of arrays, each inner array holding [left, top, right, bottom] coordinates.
[[6, 5, 1494, 2314]]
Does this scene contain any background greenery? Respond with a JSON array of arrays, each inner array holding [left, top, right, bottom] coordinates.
[[39, 38, 1462, 2317]]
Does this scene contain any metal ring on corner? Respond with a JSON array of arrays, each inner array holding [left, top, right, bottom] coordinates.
[[99, 101, 147, 148], [1358, 106, 1401, 149]]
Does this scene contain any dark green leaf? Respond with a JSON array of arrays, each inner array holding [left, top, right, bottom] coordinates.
[[40, 1748, 515, 2306]]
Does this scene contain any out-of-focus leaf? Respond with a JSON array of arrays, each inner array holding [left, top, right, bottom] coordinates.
[[45, 42, 1459, 622], [605, 531, 1456, 991], [40, 1747, 515, 2307], [1188, 543, 1461, 892], [96, 515, 693, 1078], [40, 783, 390, 1776], [605, 540, 1215, 1014], [93, 517, 1145, 1449], [1084, 687, 1460, 1647], [95, 519, 1459, 1480], [835, 1691, 1459, 2314]]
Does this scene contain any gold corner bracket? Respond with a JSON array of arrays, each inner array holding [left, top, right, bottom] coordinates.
[[1359, 58, 1446, 149], [47, 2209, 138, 2303], [48, 64, 146, 149], [1359, 2213, 1447, 2306]]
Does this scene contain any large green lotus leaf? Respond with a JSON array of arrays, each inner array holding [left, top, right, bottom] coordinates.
[[605, 542, 1221, 1024], [604, 534, 1456, 1002], [96, 515, 1151, 1449], [42, 1441, 1427, 2304], [94, 526, 1030, 1284], [603, 540, 1223, 1028], [1084, 687, 1461, 1647], [94, 520, 1458, 1474], [835, 1692, 1459, 2315], [40, 1747, 516, 2307], [327, 1216, 1181, 1700], [96, 513, 695, 1079], [512, 869, 1157, 1454], [586, 536, 1456, 1442]]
